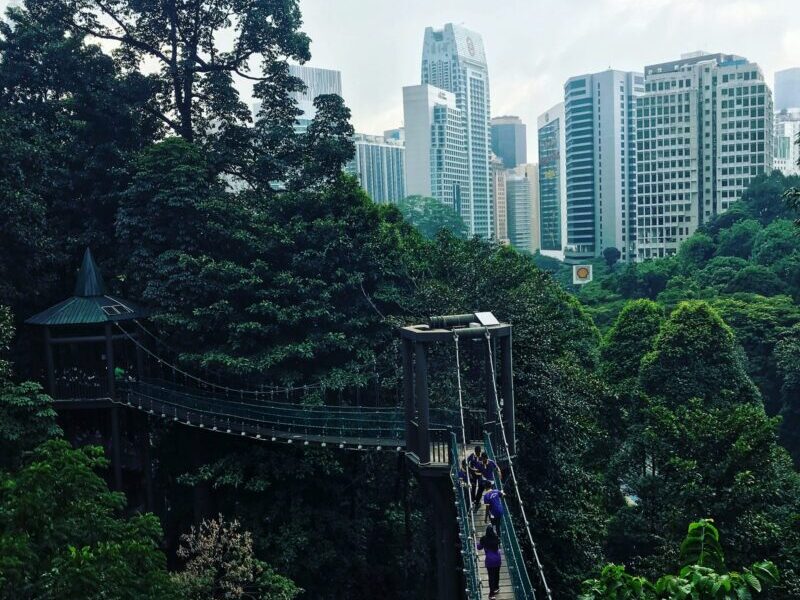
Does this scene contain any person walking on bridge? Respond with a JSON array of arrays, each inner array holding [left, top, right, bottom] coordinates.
[[477, 524, 502, 599], [483, 483, 505, 537], [480, 451, 502, 487], [467, 445, 483, 508]]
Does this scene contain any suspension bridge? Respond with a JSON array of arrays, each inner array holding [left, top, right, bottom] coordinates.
[[25, 249, 552, 600]]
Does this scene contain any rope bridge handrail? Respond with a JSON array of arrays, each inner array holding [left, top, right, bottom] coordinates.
[[484, 331, 552, 600], [118, 379, 464, 448], [484, 433, 536, 600], [450, 433, 483, 600]]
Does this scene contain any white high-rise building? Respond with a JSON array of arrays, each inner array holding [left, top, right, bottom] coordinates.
[[491, 154, 508, 242], [636, 52, 773, 260], [251, 64, 342, 133], [403, 84, 469, 218], [564, 70, 643, 263], [345, 134, 406, 204], [775, 109, 800, 176], [537, 103, 568, 260], [775, 68, 800, 112], [506, 171, 532, 252], [421, 23, 492, 238], [289, 65, 342, 120]]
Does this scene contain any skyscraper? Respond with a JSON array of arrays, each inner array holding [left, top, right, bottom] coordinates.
[[636, 52, 773, 260], [775, 68, 800, 112], [774, 109, 800, 176], [252, 65, 342, 132], [345, 133, 406, 204], [518, 163, 540, 252], [491, 116, 527, 168], [537, 102, 567, 259], [506, 170, 533, 252], [564, 70, 643, 263], [403, 84, 469, 218], [491, 154, 509, 242], [421, 23, 492, 238]]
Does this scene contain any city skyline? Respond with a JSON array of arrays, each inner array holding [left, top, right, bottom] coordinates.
[[291, 0, 798, 161], [3, 0, 797, 162]]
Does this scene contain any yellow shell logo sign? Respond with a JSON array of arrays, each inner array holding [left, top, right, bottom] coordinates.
[[573, 264, 593, 285]]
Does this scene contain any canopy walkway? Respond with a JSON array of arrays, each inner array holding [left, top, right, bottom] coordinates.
[[24, 251, 553, 600], [118, 377, 462, 459]]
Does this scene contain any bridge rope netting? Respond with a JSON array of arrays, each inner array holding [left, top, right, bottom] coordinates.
[[453, 332, 485, 599], [111, 321, 459, 449], [484, 330, 553, 600]]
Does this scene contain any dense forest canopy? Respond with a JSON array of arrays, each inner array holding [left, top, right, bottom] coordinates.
[[1, 1, 800, 599]]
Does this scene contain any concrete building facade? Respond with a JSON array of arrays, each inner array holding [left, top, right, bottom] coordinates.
[[537, 102, 567, 259], [491, 154, 509, 242], [491, 116, 527, 168], [564, 70, 643, 263], [345, 134, 406, 204], [421, 23, 492, 238], [774, 110, 800, 176], [636, 52, 773, 260], [403, 84, 469, 218]]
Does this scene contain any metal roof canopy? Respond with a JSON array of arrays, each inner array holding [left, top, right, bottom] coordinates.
[[399, 311, 510, 343], [26, 248, 147, 327]]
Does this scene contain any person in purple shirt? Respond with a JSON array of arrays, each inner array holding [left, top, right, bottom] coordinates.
[[480, 452, 502, 485], [483, 485, 505, 537], [458, 459, 469, 486], [477, 524, 502, 598], [467, 445, 483, 508]]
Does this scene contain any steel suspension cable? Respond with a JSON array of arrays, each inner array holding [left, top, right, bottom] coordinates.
[[484, 330, 553, 600], [453, 332, 483, 597], [128, 320, 398, 399], [115, 322, 322, 396]]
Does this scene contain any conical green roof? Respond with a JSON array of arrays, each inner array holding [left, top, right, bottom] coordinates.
[[73, 247, 106, 297], [26, 249, 146, 327]]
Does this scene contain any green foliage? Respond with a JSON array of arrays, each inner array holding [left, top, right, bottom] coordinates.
[[0, 306, 60, 469], [751, 220, 800, 267], [715, 219, 761, 259], [737, 171, 800, 225], [725, 265, 787, 296], [616, 259, 679, 300], [677, 233, 716, 272], [712, 295, 800, 414], [640, 302, 760, 408], [581, 520, 780, 600], [601, 300, 664, 386], [172, 515, 300, 600], [0, 2, 159, 313], [396, 195, 468, 239], [776, 324, 800, 464], [679, 520, 725, 571], [0, 440, 179, 599], [603, 247, 622, 268], [695, 257, 749, 289]]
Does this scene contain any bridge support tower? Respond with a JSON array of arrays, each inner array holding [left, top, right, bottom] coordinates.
[[399, 312, 516, 600]]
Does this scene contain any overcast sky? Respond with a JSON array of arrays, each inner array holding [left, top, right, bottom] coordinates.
[[3, 0, 799, 160]]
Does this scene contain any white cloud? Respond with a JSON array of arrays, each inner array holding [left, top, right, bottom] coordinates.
[[2, 0, 796, 160]]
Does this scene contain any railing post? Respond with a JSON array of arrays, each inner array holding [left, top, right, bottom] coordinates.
[[485, 336, 497, 424], [415, 342, 431, 464], [402, 337, 415, 454], [43, 326, 56, 397], [500, 332, 515, 457]]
